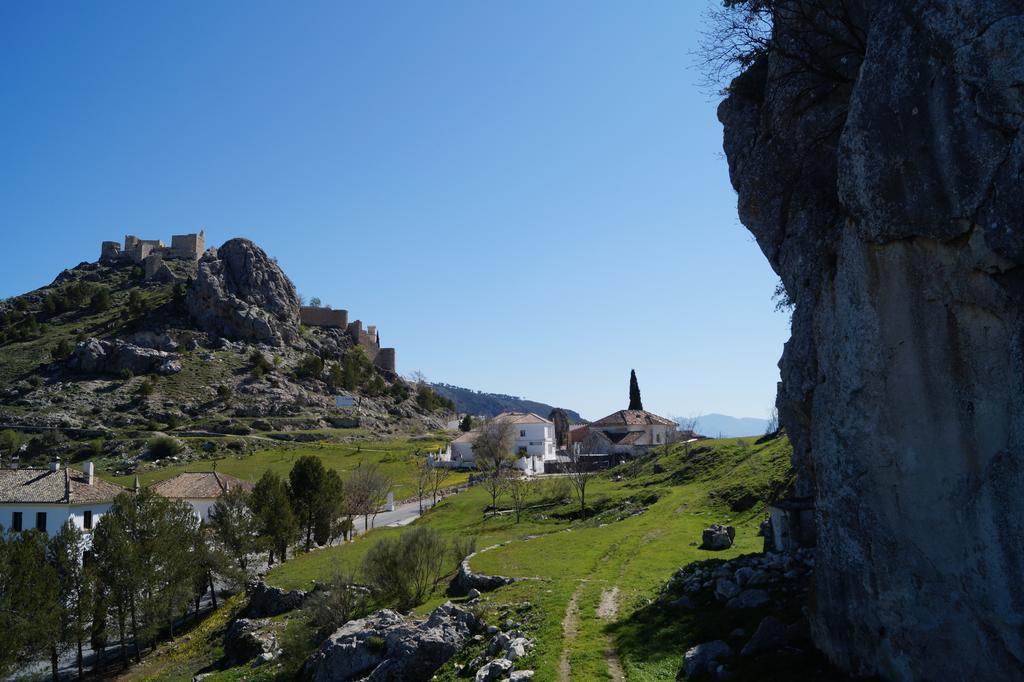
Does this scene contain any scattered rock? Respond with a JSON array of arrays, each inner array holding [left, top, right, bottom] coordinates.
[[224, 618, 279, 664], [741, 616, 810, 657], [244, 580, 307, 618], [448, 555, 514, 596], [725, 589, 770, 610], [683, 640, 732, 678], [467, 588, 481, 601], [714, 579, 741, 601], [509, 672, 535, 681], [701, 524, 734, 550], [304, 601, 480, 682], [475, 657, 514, 682], [68, 338, 182, 376]]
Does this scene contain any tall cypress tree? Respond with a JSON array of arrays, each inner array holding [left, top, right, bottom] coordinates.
[[628, 369, 643, 411]]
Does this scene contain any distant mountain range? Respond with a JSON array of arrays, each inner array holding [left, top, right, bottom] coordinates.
[[688, 413, 772, 438], [430, 383, 583, 422]]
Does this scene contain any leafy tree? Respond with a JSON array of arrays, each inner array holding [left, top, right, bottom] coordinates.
[[90, 286, 112, 312], [309, 296, 322, 307], [289, 456, 327, 551], [208, 485, 259, 579], [250, 471, 298, 564], [48, 521, 93, 680], [341, 346, 372, 390], [313, 470, 346, 547], [0, 530, 60, 677], [0, 429, 22, 455], [305, 570, 369, 638], [147, 435, 181, 459], [362, 527, 447, 610], [628, 369, 643, 411], [459, 414, 473, 432]]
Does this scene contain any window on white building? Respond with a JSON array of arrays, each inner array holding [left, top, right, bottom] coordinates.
[[520, 430, 526, 437], [84, 510, 93, 530], [11, 511, 22, 532], [36, 511, 47, 532]]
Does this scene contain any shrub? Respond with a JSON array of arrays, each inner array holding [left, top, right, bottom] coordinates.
[[147, 436, 182, 459], [0, 430, 22, 454], [415, 385, 454, 412], [389, 381, 410, 402], [216, 385, 233, 401], [83, 437, 105, 458], [137, 377, 156, 396], [542, 477, 572, 503], [90, 286, 111, 312], [362, 526, 448, 610], [450, 535, 477, 571], [249, 350, 273, 377], [51, 338, 74, 361], [295, 354, 325, 379], [305, 571, 369, 638]]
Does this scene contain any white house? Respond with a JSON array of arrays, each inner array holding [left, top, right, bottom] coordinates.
[[581, 409, 678, 457], [448, 412, 557, 474], [151, 471, 254, 521], [0, 459, 126, 538]]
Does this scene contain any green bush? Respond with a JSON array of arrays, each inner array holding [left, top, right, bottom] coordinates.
[[51, 338, 74, 361], [0, 430, 22, 454], [250, 350, 273, 377], [137, 377, 156, 396], [362, 526, 448, 610], [295, 354, 325, 379], [147, 436, 182, 459]]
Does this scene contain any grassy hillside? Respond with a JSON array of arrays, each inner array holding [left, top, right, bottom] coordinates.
[[127, 435, 811, 682], [103, 436, 467, 500]]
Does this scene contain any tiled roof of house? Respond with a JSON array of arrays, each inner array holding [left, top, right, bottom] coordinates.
[[150, 471, 254, 499], [590, 410, 677, 427], [0, 468, 126, 505], [494, 412, 553, 425], [609, 431, 647, 445], [451, 431, 479, 444]]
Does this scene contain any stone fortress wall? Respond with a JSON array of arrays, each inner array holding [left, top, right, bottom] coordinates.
[[300, 307, 396, 374], [100, 231, 206, 264]]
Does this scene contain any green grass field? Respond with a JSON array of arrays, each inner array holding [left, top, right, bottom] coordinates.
[[104, 437, 468, 500], [110, 435, 799, 682]]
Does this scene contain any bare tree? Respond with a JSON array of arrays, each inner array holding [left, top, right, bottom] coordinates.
[[678, 414, 701, 457], [564, 448, 594, 519], [473, 418, 515, 517], [506, 473, 530, 524], [428, 462, 452, 507], [765, 405, 780, 435], [415, 451, 431, 514], [345, 463, 393, 531]]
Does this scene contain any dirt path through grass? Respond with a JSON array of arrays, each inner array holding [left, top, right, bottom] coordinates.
[[559, 585, 583, 682], [598, 586, 626, 681]]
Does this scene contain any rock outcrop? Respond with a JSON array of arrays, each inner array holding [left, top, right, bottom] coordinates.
[[303, 602, 481, 682], [68, 338, 181, 376], [448, 554, 515, 596], [187, 239, 300, 346], [243, 580, 307, 618], [719, 2, 1024, 679]]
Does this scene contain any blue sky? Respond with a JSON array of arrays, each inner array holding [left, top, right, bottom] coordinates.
[[0, 1, 789, 421]]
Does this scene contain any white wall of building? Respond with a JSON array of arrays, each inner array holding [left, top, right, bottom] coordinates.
[[0, 502, 113, 537]]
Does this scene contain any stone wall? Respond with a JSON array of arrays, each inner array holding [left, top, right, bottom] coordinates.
[[373, 347, 396, 373], [102, 232, 205, 264], [299, 306, 348, 329]]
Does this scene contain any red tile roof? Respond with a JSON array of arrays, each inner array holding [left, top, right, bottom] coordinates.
[[151, 471, 254, 499], [590, 410, 677, 427], [0, 468, 126, 504]]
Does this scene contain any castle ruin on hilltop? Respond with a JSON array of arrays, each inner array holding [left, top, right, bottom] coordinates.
[[299, 306, 396, 374], [100, 232, 206, 282]]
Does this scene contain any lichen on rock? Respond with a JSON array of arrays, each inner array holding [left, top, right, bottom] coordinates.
[[718, 2, 1024, 679]]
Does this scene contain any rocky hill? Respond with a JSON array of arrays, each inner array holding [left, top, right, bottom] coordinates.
[[719, 2, 1024, 679], [0, 238, 453, 471], [430, 382, 583, 421]]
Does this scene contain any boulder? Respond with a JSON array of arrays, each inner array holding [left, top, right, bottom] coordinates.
[[186, 238, 300, 347], [224, 618, 279, 664], [682, 640, 732, 678], [725, 589, 770, 610], [67, 338, 181, 376], [740, 616, 810, 657], [714, 579, 741, 601], [448, 557, 514, 596], [700, 524, 733, 551], [509, 672, 535, 681], [244, 580, 307, 618], [475, 658, 513, 682], [303, 602, 480, 682]]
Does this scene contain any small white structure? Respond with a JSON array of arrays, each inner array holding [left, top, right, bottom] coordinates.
[[151, 471, 254, 521], [335, 395, 356, 408], [449, 412, 557, 474], [0, 459, 125, 538]]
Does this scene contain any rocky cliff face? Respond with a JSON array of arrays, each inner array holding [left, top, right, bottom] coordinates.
[[187, 238, 300, 346], [719, 2, 1024, 679]]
